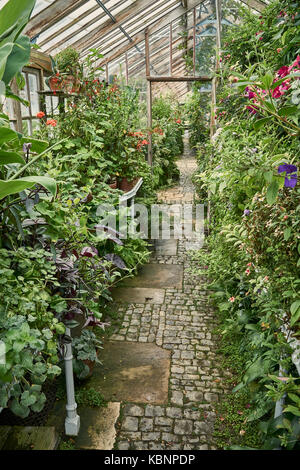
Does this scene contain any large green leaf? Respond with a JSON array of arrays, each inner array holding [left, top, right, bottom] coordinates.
[[253, 117, 272, 131], [0, 150, 24, 165], [10, 398, 30, 418], [0, 176, 57, 199], [20, 176, 57, 197], [290, 300, 300, 326], [266, 180, 280, 205], [0, 179, 34, 198], [2, 34, 31, 85], [21, 137, 49, 154], [0, 41, 13, 81], [0, 0, 36, 43], [0, 126, 19, 145]]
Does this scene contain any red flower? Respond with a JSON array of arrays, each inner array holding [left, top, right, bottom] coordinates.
[[36, 111, 45, 119], [176, 119, 181, 124], [46, 119, 57, 127]]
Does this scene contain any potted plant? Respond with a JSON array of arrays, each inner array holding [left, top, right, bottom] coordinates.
[[46, 47, 81, 93], [72, 329, 103, 380]]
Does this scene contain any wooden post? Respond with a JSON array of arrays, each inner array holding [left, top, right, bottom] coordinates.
[[216, 0, 222, 65], [169, 22, 173, 76], [145, 27, 150, 77], [10, 78, 23, 133], [147, 80, 153, 167], [125, 52, 129, 85], [105, 60, 109, 83], [193, 8, 196, 76], [145, 27, 153, 167]]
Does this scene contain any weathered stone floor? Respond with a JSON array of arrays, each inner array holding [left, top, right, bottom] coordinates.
[[106, 133, 230, 450]]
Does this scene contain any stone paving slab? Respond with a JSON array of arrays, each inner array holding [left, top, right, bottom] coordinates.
[[0, 426, 58, 450], [75, 403, 120, 450], [88, 341, 171, 404], [121, 264, 183, 289], [96, 133, 228, 450], [112, 287, 165, 304], [155, 239, 178, 256]]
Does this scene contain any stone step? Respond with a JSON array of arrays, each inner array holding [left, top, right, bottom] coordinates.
[[0, 425, 58, 450], [74, 403, 120, 450]]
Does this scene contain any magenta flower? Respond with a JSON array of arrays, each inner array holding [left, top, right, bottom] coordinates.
[[246, 105, 258, 115], [278, 164, 298, 188], [277, 66, 289, 78]]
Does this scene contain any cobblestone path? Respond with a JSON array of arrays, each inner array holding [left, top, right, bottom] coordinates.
[[112, 134, 229, 450]]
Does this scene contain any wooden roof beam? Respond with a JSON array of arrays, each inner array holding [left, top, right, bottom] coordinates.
[[25, 0, 89, 38], [239, 0, 267, 13], [75, 0, 178, 54]]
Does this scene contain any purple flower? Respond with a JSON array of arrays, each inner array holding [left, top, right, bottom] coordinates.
[[22, 142, 32, 153], [278, 164, 298, 188], [244, 209, 251, 216], [81, 246, 98, 258]]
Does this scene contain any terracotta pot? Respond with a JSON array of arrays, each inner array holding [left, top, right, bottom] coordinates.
[[62, 75, 81, 93], [118, 177, 139, 192], [109, 179, 118, 189], [83, 350, 99, 379], [49, 76, 63, 92], [83, 358, 96, 378]]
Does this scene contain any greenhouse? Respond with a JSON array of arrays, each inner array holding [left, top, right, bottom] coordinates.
[[0, 0, 299, 453]]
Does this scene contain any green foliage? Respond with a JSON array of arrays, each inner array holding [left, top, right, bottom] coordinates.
[[75, 388, 107, 408], [151, 94, 184, 188], [191, 0, 300, 450]]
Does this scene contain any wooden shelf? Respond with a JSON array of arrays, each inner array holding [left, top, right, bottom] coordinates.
[[37, 90, 80, 98]]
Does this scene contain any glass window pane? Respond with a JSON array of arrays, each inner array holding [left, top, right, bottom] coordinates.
[[22, 120, 30, 135], [28, 73, 39, 115], [32, 119, 40, 133]]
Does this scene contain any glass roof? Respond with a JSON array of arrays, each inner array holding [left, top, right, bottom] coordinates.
[[18, 0, 269, 59], [0, 0, 269, 97]]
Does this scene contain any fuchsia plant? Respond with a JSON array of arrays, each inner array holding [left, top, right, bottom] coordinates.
[[245, 55, 300, 112]]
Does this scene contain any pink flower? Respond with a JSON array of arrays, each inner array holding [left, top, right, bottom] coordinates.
[[277, 48, 282, 53], [229, 297, 235, 303], [245, 269, 251, 276], [246, 105, 258, 115]]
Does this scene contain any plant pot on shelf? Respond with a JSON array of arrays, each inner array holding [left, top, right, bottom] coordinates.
[[62, 75, 81, 94], [48, 76, 63, 92], [118, 177, 139, 192]]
